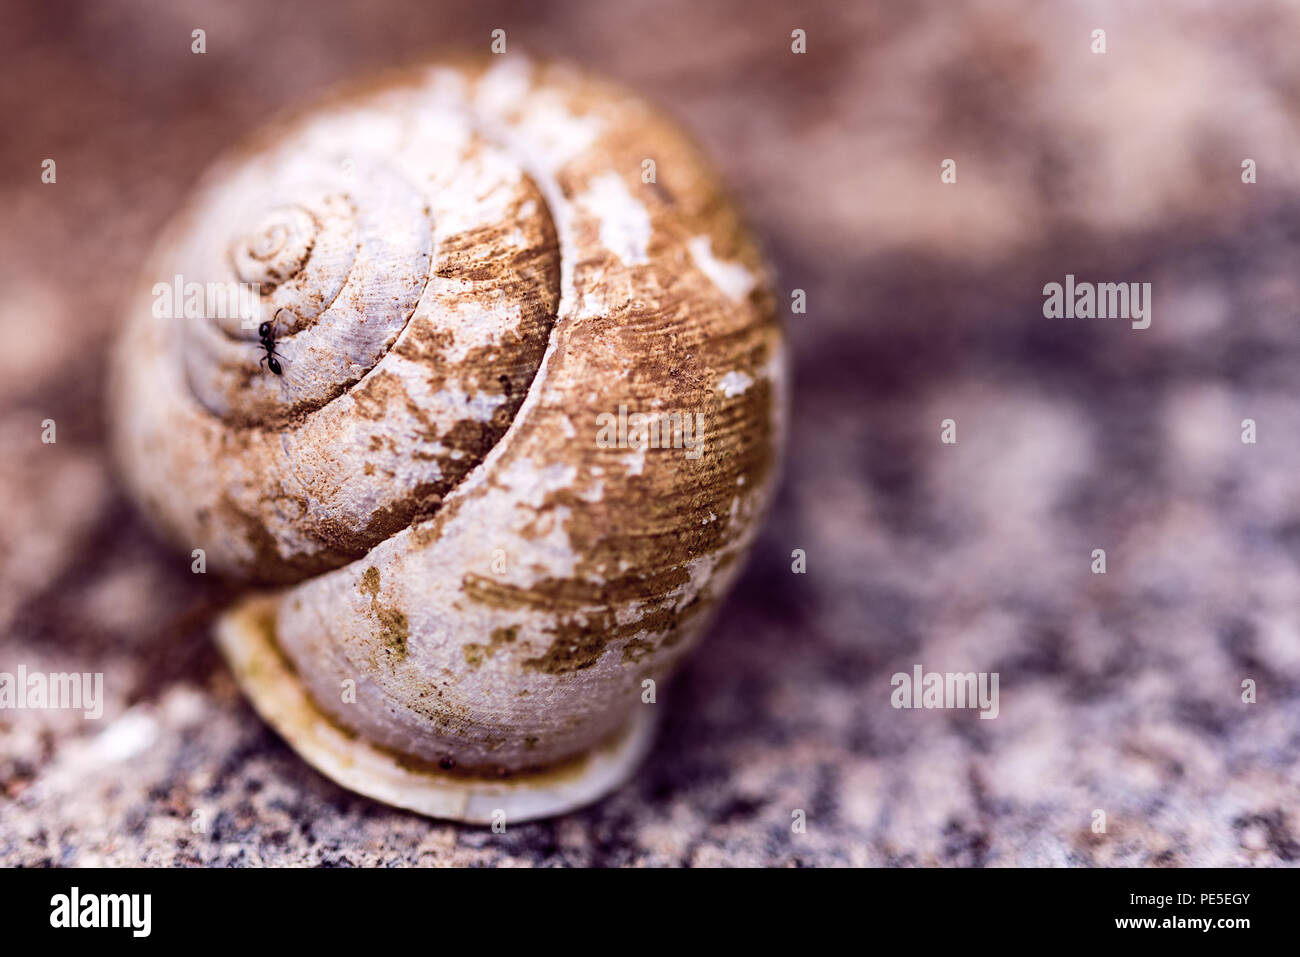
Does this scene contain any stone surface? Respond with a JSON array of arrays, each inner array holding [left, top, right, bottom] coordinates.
[[2, 0, 1299, 866]]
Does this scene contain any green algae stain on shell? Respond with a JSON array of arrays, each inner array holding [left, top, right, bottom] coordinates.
[[376, 606, 409, 659], [462, 625, 519, 668], [358, 565, 408, 660], [360, 566, 381, 596]]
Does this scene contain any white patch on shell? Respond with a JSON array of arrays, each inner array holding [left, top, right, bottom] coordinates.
[[615, 599, 649, 627], [425, 67, 469, 104], [473, 458, 588, 585], [494, 457, 579, 509], [440, 298, 519, 364], [578, 173, 651, 265], [519, 505, 581, 580], [434, 150, 530, 236], [514, 90, 603, 172], [718, 370, 754, 397], [681, 553, 718, 605], [380, 355, 510, 429], [475, 57, 533, 117], [432, 380, 510, 422], [623, 445, 647, 476], [576, 291, 607, 320], [688, 235, 757, 302]]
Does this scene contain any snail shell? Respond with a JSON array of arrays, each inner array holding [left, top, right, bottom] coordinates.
[[109, 57, 785, 822]]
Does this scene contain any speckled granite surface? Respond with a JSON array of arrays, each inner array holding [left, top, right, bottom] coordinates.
[[2, 0, 1299, 866]]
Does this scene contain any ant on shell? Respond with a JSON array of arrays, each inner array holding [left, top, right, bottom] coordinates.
[[257, 308, 288, 375]]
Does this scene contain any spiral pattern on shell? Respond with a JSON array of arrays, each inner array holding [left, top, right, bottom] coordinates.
[[111, 57, 784, 802]]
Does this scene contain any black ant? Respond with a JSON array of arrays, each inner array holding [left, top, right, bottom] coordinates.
[[257, 309, 287, 375]]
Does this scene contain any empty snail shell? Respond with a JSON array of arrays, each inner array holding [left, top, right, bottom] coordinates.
[[109, 57, 785, 822]]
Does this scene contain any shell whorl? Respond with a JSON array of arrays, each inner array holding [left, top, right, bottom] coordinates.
[[111, 58, 784, 779]]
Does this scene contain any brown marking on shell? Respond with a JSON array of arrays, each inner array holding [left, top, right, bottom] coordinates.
[[351, 371, 407, 422], [621, 638, 654, 664], [217, 490, 340, 583]]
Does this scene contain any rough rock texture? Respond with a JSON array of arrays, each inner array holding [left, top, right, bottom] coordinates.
[[2, 0, 1299, 865]]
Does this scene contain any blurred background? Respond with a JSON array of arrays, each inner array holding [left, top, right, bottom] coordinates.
[[3, 0, 1300, 864]]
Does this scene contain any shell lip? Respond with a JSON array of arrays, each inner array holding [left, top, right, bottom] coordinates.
[[213, 593, 657, 824]]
